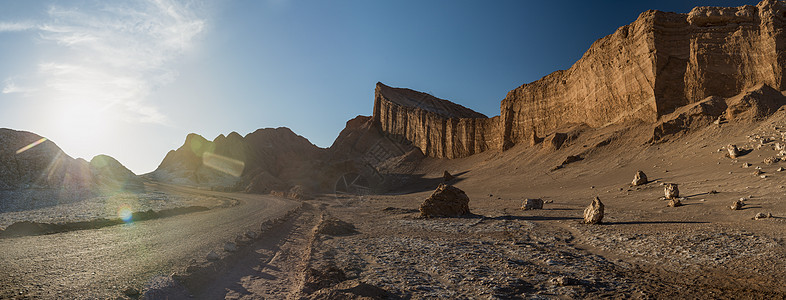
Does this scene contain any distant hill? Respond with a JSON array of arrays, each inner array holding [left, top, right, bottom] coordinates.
[[0, 128, 142, 211]]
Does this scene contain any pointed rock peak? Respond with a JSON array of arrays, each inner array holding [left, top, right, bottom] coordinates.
[[227, 131, 243, 140], [375, 83, 487, 119]]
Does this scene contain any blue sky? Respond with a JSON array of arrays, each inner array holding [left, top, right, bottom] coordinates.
[[0, 0, 759, 173]]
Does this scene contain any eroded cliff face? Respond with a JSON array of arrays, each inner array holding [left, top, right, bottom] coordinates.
[[375, 1, 786, 155], [372, 83, 500, 159], [502, 0, 786, 149]]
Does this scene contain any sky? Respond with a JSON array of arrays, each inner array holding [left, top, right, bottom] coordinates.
[[0, 0, 760, 174]]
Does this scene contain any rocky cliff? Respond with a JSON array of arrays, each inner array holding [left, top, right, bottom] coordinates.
[[150, 127, 325, 193], [501, 0, 786, 149], [372, 82, 500, 158], [374, 0, 786, 155]]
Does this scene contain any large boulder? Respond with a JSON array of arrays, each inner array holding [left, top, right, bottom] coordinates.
[[419, 184, 470, 217], [583, 197, 604, 224]]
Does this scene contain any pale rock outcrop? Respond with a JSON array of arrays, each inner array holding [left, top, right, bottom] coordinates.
[[583, 197, 605, 224], [664, 183, 680, 199], [632, 171, 649, 186]]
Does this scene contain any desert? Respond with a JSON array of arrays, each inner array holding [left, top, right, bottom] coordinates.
[[4, 0, 786, 299]]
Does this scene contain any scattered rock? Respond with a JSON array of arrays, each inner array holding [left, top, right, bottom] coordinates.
[[223, 242, 237, 252], [287, 185, 312, 200], [743, 163, 752, 168], [583, 197, 604, 224], [779, 167, 785, 172], [443, 170, 455, 182], [631, 170, 648, 186], [664, 183, 679, 199], [727, 144, 740, 158], [317, 217, 357, 236], [667, 198, 683, 207], [754, 170, 764, 176], [244, 230, 258, 239], [521, 198, 544, 210], [550, 276, 580, 286], [754, 212, 771, 220], [419, 184, 471, 217], [206, 250, 220, 261], [730, 199, 745, 210], [764, 157, 779, 165]]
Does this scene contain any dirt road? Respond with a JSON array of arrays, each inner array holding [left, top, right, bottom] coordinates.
[[0, 184, 299, 298]]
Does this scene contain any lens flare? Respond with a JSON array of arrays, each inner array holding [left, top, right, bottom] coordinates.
[[16, 137, 47, 154], [202, 152, 245, 177], [118, 204, 133, 222]]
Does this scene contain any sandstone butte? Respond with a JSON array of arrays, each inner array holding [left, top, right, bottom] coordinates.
[[373, 0, 786, 158]]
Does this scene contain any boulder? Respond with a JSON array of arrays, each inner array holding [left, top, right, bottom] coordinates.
[[583, 197, 604, 224], [419, 184, 471, 217], [727, 144, 740, 158], [631, 170, 648, 186], [667, 198, 682, 207], [521, 198, 544, 210], [664, 183, 679, 199], [730, 199, 745, 210]]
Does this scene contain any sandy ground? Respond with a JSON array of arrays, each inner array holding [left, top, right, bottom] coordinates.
[[7, 112, 786, 298], [189, 112, 786, 299]]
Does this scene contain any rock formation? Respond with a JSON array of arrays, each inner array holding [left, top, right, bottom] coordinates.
[[149, 127, 324, 192], [728, 144, 740, 158], [419, 184, 471, 217], [521, 198, 544, 210], [632, 171, 648, 186], [372, 83, 499, 159], [373, 1, 786, 157], [583, 197, 604, 224], [664, 183, 680, 199]]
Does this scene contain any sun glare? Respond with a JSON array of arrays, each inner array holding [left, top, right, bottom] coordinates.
[[117, 204, 133, 223]]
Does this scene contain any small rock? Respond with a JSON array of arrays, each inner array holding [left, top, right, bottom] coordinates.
[[667, 198, 682, 207], [223, 242, 237, 252], [583, 197, 604, 224], [521, 198, 544, 210], [631, 170, 648, 186], [730, 200, 745, 210], [764, 157, 779, 165], [754, 170, 764, 176], [206, 250, 220, 261], [743, 163, 752, 168], [778, 167, 784, 172], [550, 276, 579, 286], [728, 144, 740, 158], [244, 230, 258, 239], [664, 183, 679, 199], [761, 175, 768, 179], [754, 212, 768, 220]]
